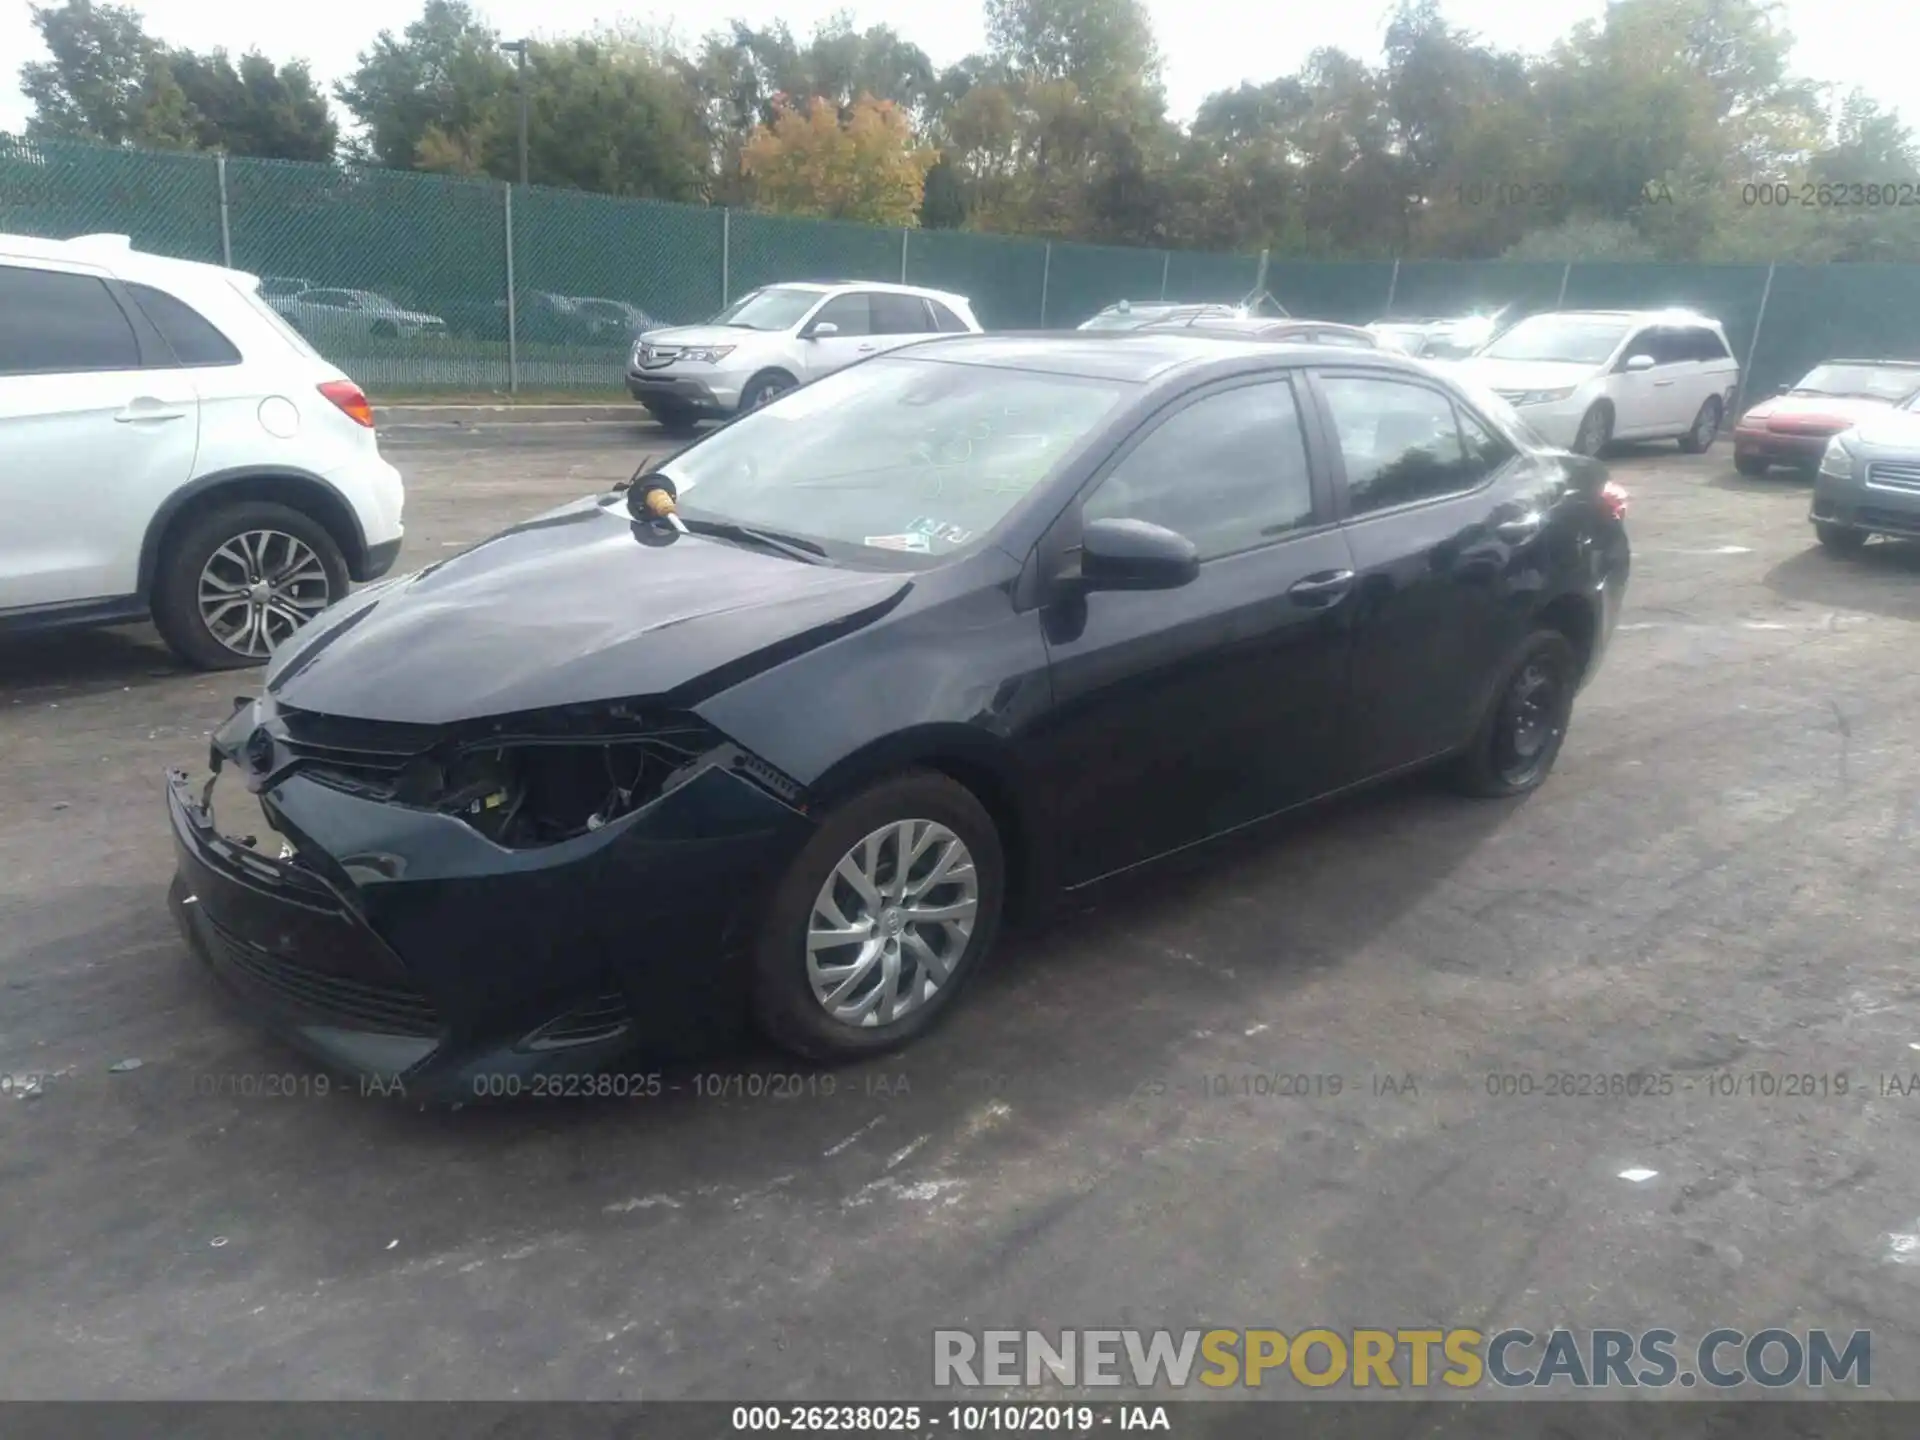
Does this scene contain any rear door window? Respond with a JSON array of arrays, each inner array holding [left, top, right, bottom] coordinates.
[[0, 263, 141, 375], [870, 293, 935, 335]]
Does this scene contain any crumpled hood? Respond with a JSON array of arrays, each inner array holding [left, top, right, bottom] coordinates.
[[265, 497, 911, 725], [1740, 393, 1901, 431]]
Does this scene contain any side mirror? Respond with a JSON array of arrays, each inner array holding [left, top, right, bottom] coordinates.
[[1078, 518, 1199, 592], [1624, 353, 1656, 372], [805, 321, 839, 339]]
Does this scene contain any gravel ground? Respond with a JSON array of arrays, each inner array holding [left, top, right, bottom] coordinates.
[[3, 426, 1920, 1402]]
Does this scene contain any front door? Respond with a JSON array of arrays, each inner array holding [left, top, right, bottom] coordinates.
[[1033, 375, 1358, 887], [799, 293, 881, 380]]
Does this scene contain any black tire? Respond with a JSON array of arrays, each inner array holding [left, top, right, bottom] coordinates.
[[370, 319, 399, 340], [1678, 397, 1722, 453], [751, 769, 1006, 1063], [1734, 453, 1769, 477], [1571, 404, 1613, 458], [150, 500, 350, 671], [1446, 630, 1579, 799], [740, 371, 797, 413], [1816, 522, 1868, 555]]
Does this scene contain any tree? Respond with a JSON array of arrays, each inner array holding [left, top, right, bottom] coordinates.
[[165, 49, 338, 160], [335, 1, 513, 170], [508, 35, 712, 200], [982, 0, 1161, 103], [21, 0, 169, 145], [741, 95, 935, 225]]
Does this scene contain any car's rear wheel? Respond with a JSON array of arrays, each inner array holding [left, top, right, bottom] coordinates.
[[151, 501, 349, 671], [1678, 397, 1722, 453], [1571, 404, 1613, 458], [751, 770, 1005, 1062], [1447, 630, 1579, 799], [1816, 522, 1868, 556], [1734, 453, 1769, 476]]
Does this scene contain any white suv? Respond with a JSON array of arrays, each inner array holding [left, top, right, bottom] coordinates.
[[1451, 309, 1740, 456], [626, 281, 981, 433], [0, 233, 405, 669]]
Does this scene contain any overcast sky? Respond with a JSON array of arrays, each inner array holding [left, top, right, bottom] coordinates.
[[1, 0, 1910, 135]]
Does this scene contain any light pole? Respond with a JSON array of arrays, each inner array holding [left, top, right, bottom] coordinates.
[[503, 39, 530, 187]]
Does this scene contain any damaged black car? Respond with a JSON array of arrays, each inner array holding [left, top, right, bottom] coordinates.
[[167, 333, 1628, 1098]]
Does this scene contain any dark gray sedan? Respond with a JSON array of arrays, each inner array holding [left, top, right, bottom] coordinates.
[[1811, 393, 1920, 553]]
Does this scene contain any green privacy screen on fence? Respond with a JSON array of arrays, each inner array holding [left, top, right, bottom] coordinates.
[[8, 134, 1920, 399]]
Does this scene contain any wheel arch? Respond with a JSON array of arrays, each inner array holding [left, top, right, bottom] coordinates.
[[802, 725, 1045, 921], [139, 467, 370, 599], [1534, 588, 1599, 682], [741, 367, 799, 407]]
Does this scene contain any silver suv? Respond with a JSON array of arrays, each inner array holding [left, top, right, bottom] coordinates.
[[626, 281, 981, 434]]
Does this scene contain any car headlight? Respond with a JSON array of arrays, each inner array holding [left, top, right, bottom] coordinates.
[[676, 346, 735, 364], [1819, 438, 1856, 479], [1512, 387, 1576, 406]]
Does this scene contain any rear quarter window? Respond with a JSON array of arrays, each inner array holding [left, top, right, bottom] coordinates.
[[125, 282, 242, 367]]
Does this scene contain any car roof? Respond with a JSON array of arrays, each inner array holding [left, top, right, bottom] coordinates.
[[1531, 308, 1725, 328], [889, 331, 1427, 383], [0, 230, 260, 290], [771, 279, 971, 306], [1823, 357, 1920, 368]]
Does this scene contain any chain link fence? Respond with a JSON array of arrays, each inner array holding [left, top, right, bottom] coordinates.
[[10, 134, 1920, 400]]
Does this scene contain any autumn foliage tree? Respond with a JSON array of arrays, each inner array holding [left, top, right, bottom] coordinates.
[[741, 95, 935, 226]]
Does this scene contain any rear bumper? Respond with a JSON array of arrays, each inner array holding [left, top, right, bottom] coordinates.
[[164, 731, 815, 1101]]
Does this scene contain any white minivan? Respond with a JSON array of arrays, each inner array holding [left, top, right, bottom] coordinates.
[[1451, 309, 1741, 457]]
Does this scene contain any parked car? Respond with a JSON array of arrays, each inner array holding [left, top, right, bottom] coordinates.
[[1731, 359, 1920, 476], [1142, 315, 1381, 348], [1809, 388, 1920, 554], [0, 233, 404, 668], [279, 288, 447, 343], [1449, 309, 1738, 457], [563, 296, 656, 343], [166, 332, 1628, 1096], [258, 275, 314, 305], [1079, 292, 1290, 331], [625, 281, 981, 434], [1368, 308, 1513, 360]]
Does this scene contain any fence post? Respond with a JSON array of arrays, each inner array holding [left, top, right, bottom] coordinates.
[[1160, 251, 1170, 301], [1384, 257, 1400, 315], [1739, 262, 1777, 413], [721, 208, 731, 307], [1254, 247, 1270, 297], [215, 154, 233, 268], [503, 183, 519, 396], [1555, 261, 1571, 309], [1039, 242, 1052, 327], [900, 227, 910, 284]]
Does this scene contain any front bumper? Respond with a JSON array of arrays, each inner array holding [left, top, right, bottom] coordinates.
[[165, 726, 814, 1101], [1507, 396, 1591, 450], [1733, 428, 1835, 467], [625, 369, 746, 413], [1811, 454, 1920, 539]]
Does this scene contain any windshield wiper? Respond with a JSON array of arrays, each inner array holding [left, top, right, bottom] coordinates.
[[679, 516, 827, 563]]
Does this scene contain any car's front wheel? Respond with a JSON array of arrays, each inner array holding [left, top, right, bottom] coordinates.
[[752, 770, 1005, 1062], [1571, 403, 1613, 458], [1816, 522, 1868, 556], [644, 402, 701, 436], [151, 501, 349, 670], [1734, 453, 1769, 476]]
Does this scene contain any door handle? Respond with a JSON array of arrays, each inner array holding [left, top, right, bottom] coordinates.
[[1494, 511, 1543, 542], [856, 344, 877, 353], [1288, 569, 1354, 605], [1652, 379, 1674, 387], [114, 399, 188, 423]]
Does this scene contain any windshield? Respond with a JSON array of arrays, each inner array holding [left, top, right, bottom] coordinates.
[[1479, 315, 1631, 365], [709, 287, 825, 331], [661, 356, 1129, 561], [1792, 364, 1920, 402]]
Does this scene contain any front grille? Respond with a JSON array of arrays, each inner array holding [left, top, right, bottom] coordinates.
[[520, 991, 633, 1051], [203, 914, 442, 1036], [273, 706, 441, 798], [1866, 460, 1920, 494]]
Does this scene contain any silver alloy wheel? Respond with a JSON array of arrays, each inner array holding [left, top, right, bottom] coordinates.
[[196, 529, 334, 658], [806, 818, 979, 1027], [1575, 408, 1608, 456]]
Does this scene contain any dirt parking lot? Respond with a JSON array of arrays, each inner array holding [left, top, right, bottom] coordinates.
[[5, 420, 1920, 1401]]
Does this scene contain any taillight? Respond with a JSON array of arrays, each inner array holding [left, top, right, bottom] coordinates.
[[1600, 479, 1629, 521], [318, 379, 375, 429]]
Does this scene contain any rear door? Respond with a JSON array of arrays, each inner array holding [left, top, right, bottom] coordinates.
[[1033, 374, 1359, 885], [868, 292, 939, 355], [1307, 367, 1543, 779], [0, 259, 199, 610]]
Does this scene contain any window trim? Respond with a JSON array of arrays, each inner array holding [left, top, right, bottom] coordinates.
[[1058, 370, 1339, 568], [1305, 366, 1519, 525]]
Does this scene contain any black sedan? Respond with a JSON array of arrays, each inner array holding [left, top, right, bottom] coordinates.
[[166, 333, 1631, 1099]]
